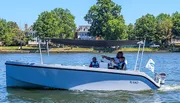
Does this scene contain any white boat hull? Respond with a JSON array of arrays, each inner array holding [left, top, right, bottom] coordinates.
[[5, 61, 160, 91]]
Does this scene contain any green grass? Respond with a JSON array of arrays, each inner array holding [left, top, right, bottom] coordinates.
[[0, 46, 160, 52], [119, 47, 160, 52], [0, 46, 38, 50], [71, 48, 93, 51], [50, 47, 93, 51]]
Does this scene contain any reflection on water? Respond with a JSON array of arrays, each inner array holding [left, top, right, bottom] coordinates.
[[0, 53, 180, 102]]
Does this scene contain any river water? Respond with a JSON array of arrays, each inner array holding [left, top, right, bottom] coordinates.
[[0, 53, 180, 103]]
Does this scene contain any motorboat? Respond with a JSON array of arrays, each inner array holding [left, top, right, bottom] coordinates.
[[5, 39, 166, 91]]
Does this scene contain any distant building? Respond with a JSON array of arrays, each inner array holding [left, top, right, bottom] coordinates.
[[170, 37, 180, 52], [0, 41, 3, 46], [25, 24, 39, 45], [171, 37, 180, 45], [75, 25, 95, 40]]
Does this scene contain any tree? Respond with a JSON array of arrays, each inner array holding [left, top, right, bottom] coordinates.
[[127, 23, 135, 40], [33, 8, 76, 39], [134, 14, 157, 42], [172, 12, 180, 37], [6, 21, 27, 48], [33, 11, 60, 39], [13, 31, 27, 49], [0, 20, 24, 46], [84, 0, 126, 40], [0, 19, 28, 46], [156, 13, 173, 47], [0, 19, 7, 37], [7, 21, 19, 30], [52, 8, 76, 39], [105, 19, 127, 40], [1, 33, 16, 46]]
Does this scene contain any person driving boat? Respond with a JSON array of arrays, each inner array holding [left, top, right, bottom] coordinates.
[[102, 51, 123, 64], [102, 51, 126, 69]]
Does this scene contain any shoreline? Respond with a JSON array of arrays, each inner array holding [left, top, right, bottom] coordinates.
[[0, 46, 171, 53], [0, 49, 169, 53]]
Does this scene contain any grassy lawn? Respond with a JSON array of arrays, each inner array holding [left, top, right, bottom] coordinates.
[[50, 47, 93, 51], [119, 47, 159, 52], [0, 46, 38, 50], [0, 46, 160, 52]]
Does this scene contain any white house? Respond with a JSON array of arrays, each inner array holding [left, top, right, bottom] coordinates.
[[171, 37, 180, 45], [76, 25, 95, 40], [27, 26, 39, 45], [25, 24, 45, 45]]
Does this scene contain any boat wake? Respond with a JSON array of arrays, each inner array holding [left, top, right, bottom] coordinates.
[[159, 85, 180, 91]]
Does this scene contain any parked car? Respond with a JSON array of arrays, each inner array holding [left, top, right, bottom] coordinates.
[[149, 44, 160, 48]]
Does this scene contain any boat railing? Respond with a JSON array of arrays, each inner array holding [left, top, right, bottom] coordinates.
[[134, 39, 146, 72]]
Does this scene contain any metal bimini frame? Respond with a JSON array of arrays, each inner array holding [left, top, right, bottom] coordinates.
[[38, 39, 43, 64], [38, 38, 145, 70], [38, 38, 50, 64], [134, 39, 146, 71]]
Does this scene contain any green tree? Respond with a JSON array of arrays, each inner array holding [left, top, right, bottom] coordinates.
[[52, 8, 76, 39], [0, 19, 7, 37], [0, 20, 24, 46], [1, 33, 16, 46], [33, 11, 60, 39], [105, 19, 127, 40], [134, 14, 157, 42], [172, 12, 180, 37], [84, 0, 126, 40], [156, 13, 173, 48], [6, 21, 27, 48], [13, 31, 27, 49], [33, 8, 76, 39], [7, 21, 19, 30], [0, 19, 28, 46], [127, 23, 135, 40]]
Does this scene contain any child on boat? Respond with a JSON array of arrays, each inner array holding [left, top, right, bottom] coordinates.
[[112, 56, 126, 70], [89, 57, 99, 68], [118, 56, 126, 70]]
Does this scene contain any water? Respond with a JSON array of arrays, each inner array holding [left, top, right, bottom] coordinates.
[[0, 52, 180, 103]]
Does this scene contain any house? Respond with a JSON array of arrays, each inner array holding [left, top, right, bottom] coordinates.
[[170, 37, 180, 51], [25, 24, 45, 45], [0, 41, 3, 46], [25, 25, 38, 45], [171, 37, 180, 45], [75, 25, 95, 40]]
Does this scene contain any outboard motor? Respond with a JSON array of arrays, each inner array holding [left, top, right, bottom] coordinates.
[[159, 73, 166, 85], [154, 73, 166, 85]]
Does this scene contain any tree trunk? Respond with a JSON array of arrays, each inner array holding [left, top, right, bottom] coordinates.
[[20, 42, 22, 50]]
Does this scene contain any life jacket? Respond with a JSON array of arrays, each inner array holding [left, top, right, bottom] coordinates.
[[117, 62, 126, 70], [114, 57, 120, 63], [91, 61, 99, 68]]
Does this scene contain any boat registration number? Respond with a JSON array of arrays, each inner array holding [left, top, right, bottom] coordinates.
[[130, 81, 139, 84]]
